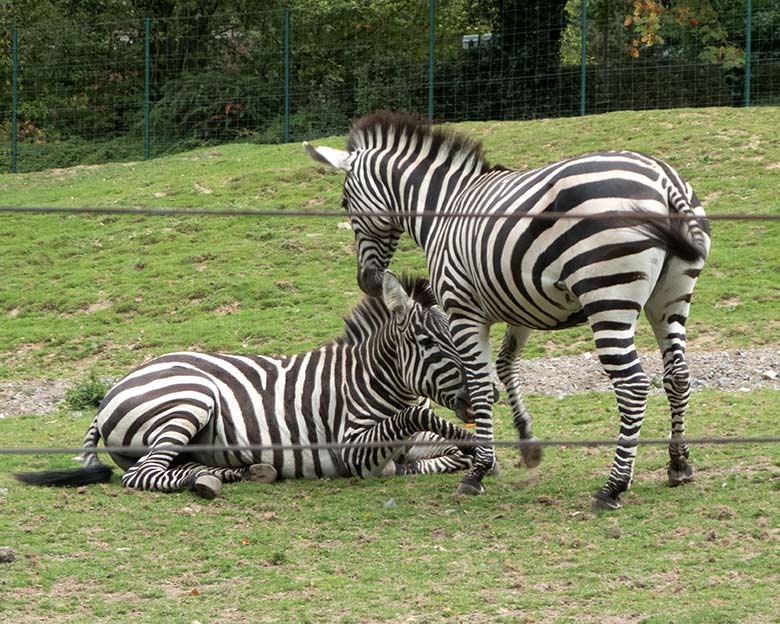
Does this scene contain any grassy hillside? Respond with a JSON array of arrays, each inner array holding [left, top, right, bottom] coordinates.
[[0, 107, 779, 379], [1, 107, 779, 623]]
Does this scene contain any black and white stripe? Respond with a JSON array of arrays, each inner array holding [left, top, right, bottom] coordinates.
[[306, 112, 710, 508], [17, 273, 476, 497]]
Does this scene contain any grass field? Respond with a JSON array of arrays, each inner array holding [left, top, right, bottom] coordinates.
[[0, 107, 779, 623], [2, 391, 779, 623], [0, 107, 778, 379]]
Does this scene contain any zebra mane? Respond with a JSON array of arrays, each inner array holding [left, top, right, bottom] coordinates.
[[347, 111, 495, 171], [341, 273, 437, 345]]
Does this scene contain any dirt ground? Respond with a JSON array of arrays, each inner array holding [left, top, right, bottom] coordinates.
[[0, 347, 777, 419]]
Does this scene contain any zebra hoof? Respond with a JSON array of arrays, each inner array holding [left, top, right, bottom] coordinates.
[[521, 438, 543, 469], [456, 476, 485, 496], [591, 491, 621, 511], [381, 461, 398, 477], [246, 463, 278, 484], [668, 461, 694, 487], [194, 474, 222, 500]]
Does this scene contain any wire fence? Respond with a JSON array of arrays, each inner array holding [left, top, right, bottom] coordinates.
[[3, 436, 780, 459], [2, 1, 778, 173], [0, 205, 776, 221], [0, 204, 778, 460]]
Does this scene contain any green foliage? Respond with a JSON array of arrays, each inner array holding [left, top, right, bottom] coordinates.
[[63, 372, 110, 411], [150, 71, 279, 142], [11, 0, 776, 173]]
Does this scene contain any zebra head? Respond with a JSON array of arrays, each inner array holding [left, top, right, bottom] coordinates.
[[304, 140, 402, 298], [378, 272, 473, 423]]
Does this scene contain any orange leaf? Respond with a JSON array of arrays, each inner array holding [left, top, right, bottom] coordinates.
[[629, 48, 640, 59], [689, 17, 699, 26], [624, 16, 632, 26], [190, 588, 201, 596]]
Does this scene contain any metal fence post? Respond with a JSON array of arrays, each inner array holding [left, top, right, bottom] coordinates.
[[428, 0, 435, 121], [144, 17, 151, 160], [744, 0, 752, 107], [284, 7, 290, 143], [580, 0, 587, 116], [11, 27, 18, 173]]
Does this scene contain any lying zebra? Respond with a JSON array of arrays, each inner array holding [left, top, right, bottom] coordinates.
[[17, 273, 477, 498]]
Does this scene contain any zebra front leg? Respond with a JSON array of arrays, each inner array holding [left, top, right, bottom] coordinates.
[[391, 432, 473, 475], [393, 454, 474, 475], [447, 318, 496, 496], [344, 406, 476, 479], [496, 325, 542, 468]]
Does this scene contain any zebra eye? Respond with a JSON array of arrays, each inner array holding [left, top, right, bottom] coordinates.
[[418, 336, 436, 349]]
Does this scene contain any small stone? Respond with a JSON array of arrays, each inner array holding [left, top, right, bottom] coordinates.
[[0, 547, 15, 563], [761, 369, 778, 381], [606, 520, 622, 539], [336, 222, 352, 230], [383, 499, 397, 508]]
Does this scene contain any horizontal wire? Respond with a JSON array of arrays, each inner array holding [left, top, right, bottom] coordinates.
[[0, 205, 776, 221], [2, 436, 780, 457]]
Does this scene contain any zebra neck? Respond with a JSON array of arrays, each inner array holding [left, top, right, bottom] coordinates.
[[391, 156, 484, 249], [350, 331, 414, 409]]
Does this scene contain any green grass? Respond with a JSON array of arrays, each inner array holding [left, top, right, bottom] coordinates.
[[1, 389, 779, 623], [0, 107, 778, 379]]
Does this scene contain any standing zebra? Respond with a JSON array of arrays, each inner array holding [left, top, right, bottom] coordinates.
[[305, 112, 710, 509], [17, 273, 477, 498]]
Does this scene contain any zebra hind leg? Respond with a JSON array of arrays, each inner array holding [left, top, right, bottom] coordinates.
[[495, 325, 542, 469], [645, 259, 703, 488], [121, 412, 230, 499], [588, 317, 650, 511]]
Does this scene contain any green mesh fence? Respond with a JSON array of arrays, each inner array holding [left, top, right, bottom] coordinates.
[[2, 1, 779, 173]]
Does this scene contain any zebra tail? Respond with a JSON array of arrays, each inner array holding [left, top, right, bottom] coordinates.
[[15, 413, 113, 487], [666, 184, 710, 261], [639, 216, 705, 264], [15, 464, 113, 487]]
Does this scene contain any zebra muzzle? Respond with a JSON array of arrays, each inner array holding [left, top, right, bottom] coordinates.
[[357, 266, 384, 297], [453, 394, 476, 424]]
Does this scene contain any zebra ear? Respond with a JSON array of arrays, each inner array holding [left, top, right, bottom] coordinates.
[[303, 142, 351, 173], [382, 271, 412, 316]]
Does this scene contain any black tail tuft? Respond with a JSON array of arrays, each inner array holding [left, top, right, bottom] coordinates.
[[15, 464, 113, 487], [640, 218, 705, 263], [605, 211, 706, 263]]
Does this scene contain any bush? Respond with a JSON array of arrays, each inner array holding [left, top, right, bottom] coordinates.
[[64, 372, 110, 411], [150, 71, 280, 142]]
